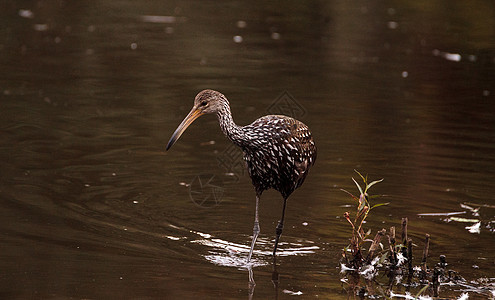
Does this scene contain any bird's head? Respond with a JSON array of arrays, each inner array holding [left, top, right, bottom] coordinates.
[[193, 89, 227, 114], [166, 89, 227, 150]]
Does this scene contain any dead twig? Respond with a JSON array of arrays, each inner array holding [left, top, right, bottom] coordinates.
[[367, 229, 386, 262]]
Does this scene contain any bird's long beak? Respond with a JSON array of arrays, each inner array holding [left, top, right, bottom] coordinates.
[[166, 107, 204, 150]]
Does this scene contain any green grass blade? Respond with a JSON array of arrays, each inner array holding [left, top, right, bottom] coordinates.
[[370, 202, 390, 210], [352, 177, 364, 195], [366, 178, 384, 191], [354, 170, 367, 184], [414, 284, 429, 299]]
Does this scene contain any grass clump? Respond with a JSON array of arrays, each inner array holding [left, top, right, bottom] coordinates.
[[339, 171, 470, 299], [341, 170, 387, 270]]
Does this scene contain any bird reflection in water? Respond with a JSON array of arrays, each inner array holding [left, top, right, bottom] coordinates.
[[191, 234, 316, 298]]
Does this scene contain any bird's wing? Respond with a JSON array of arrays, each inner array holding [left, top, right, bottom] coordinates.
[[285, 117, 316, 185], [251, 115, 316, 174]]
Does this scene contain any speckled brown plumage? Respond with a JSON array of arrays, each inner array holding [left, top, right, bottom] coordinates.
[[240, 115, 316, 199], [166, 89, 317, 263]]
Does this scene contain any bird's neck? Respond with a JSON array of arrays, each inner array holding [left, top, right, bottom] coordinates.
[[217, 103, 246, 147]]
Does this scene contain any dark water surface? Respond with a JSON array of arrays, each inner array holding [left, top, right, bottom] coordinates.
[[1, 1, 494, 299]]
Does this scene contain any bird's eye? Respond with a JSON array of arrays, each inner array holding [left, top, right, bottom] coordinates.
[[200, 100, 208, 106]]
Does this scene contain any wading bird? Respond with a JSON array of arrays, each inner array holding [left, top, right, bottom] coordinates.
[[166, 90, 316, 262]]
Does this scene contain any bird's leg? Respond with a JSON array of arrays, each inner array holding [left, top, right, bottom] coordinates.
[[271, 255, 280, 289], [247, 193, 260, 263], [247, 264, 255, 299], [273, 197, 288, 256]]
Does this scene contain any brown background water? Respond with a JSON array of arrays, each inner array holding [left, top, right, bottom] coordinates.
[[1, 1, 494, 299]]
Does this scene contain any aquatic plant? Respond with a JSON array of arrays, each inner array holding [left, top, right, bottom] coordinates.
[[341, 170, 387, 269], [338, 171, 491, 299]]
